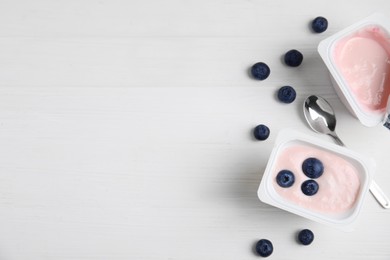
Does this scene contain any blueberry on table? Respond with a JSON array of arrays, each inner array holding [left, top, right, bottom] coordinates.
[[277, 86, 296, 104], [276, 170, 295, 188], [301, 180, 319, 196], [302, 157, 324, 178], [312, 16, 328, 33], [284, 49, 303, 67], [251, 62, 271, 80], [298, 229, 314, 245], [253, 124, 270, 141], [255, 239, 273, 257]]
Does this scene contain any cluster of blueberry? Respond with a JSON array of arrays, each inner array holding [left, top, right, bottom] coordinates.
[[252, 16, 328, 257], [277, 157, 324, 196], [251, 49, 300, 105], [251, 16, 328, 142], [256, 229, 314, 257]]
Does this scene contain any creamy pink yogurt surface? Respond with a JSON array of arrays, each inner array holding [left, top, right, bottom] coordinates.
[[333, 25, 390, 113], [272, 144, 361, 214]]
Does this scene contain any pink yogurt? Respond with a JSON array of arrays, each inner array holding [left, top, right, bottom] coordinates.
[[333, 25, 390, 113], [272, 144, 360, 214]]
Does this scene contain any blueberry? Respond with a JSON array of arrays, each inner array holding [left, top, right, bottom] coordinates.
[[277, 86, 296, 104], [298, 229, 314, 245], [301, 180, 319, 196], [302, 157, 324, 178], [312, 16, 328, 33], [255, 239, 273, 257], [284, 49, 303, 67], [251, 62, 271, 80], [276, 170, 295, 188], [253, 124, 270, 141]]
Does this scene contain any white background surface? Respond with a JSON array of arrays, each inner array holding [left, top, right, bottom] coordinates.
[[0, 0, 390, 259]]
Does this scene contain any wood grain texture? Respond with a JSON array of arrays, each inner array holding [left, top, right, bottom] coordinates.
[[0, 0, 390, 259]]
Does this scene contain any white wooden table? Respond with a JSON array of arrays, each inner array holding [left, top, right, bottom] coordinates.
[[0, 1, 390, 259]]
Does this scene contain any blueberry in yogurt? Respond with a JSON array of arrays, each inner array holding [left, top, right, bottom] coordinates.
[[301, 180, 319, 196], [302, 157, 324, 178], [276, 170, 295, 188]]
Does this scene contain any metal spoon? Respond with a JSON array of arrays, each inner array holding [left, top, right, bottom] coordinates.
[[303, 95, 390, 209]]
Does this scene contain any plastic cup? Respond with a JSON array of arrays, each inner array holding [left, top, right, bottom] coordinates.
[[257, 129, 374, 231], [318, 13, 390, 127]]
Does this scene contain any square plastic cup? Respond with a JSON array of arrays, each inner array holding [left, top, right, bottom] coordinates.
[[257, 129, 374, 231], [318, 13, 390, 127]]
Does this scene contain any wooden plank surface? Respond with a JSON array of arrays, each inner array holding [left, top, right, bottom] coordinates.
[[0, 0, 390, 259]]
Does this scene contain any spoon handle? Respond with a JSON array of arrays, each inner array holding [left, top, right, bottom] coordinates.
[[328, 133, 345, 147], [370, 181, 390, 209], [383, 114, 390, 130], [382, 95, 390, 130]]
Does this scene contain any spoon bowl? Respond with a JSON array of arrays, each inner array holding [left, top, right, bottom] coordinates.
[[303, 95, 344, 146]]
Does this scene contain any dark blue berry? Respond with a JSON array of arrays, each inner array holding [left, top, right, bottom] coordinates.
[[255, 239, 273, 257], [284, 49, 303, 67], [298, 229, 314, 245], [312, 16, 328, 33], [301, 180, 319, 196], [302, 157, 324, 179], [276, 170, 295, 188], [251, 62, 271, 80], [277, 86, 296, 103], [253, 124, 270, 141]]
